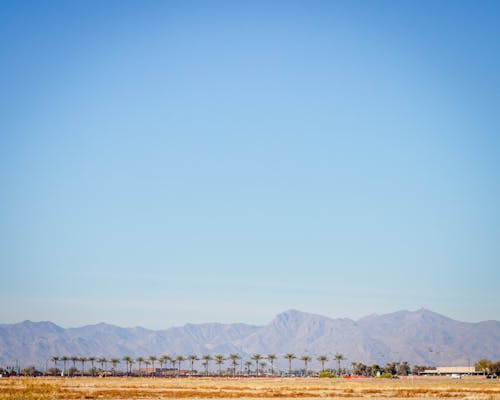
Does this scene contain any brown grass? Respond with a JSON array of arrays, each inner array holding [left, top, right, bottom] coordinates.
[[0, 376, 498, 400]]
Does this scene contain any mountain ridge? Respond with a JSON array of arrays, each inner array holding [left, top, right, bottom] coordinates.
[[1, 309, 498, 369]]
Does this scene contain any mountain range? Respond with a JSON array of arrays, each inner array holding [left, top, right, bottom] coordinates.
[[1, 309, 499, 369]]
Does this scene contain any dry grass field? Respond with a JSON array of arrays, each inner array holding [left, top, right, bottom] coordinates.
[[1, 376, 499, 400]]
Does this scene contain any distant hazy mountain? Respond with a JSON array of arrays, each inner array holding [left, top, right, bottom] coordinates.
[[1, 309, 498, 369]]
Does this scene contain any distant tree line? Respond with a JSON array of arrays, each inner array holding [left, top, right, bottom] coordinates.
[[3, 354, 498, 378], [475, 359, 500, 376]]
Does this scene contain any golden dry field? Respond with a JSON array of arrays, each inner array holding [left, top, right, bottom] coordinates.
[[1, 376, 499, 400]]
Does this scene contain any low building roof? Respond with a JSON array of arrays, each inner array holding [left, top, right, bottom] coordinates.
[[424, 366, 475, 374]]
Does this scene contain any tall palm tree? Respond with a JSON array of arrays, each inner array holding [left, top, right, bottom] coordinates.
[[351, 362, 358, 376], [244, 361, 252, 376], [123, 356, 133, 376], [228, 354, 241, 376], [317, 355, 328, 372], [251, 354, 262, 377], [71, 356, 79, 373], [300, 355, 311, 376], [61, 356, 69, 376], [149, 356, 157, 376], [266, 354, 277, 376], [259, 361, 267, 375], [79, 357, 87, 376], [202, 355, 212, 376], [110, 358, 120, 376], [214, 354, 225, 376], [88, 357, 96, 376], [334, 353, 345, 376], [98, 357, 107, 373], [159, 355, 169, 376], [136, 357, 145, 376], [175, 355, 185, 377], [284, 354, 296, 375], [188, 355, 199, 375], [164, 355, 174, 375], [51, 356, 59, 373]]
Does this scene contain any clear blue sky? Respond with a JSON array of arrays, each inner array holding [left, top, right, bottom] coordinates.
[[1, 0, 499, 329]]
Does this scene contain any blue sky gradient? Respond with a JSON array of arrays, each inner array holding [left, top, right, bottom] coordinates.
[[1, 0, 499, 328]]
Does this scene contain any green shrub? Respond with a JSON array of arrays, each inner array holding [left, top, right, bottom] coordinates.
[[318, 371, 336, 378], [377, 372, 398, 379]]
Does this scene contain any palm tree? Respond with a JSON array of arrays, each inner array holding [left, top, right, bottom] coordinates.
[[61, 356, 69, 376], [228, 354, 241, 376], [300, 355, 311, 376], [110, 358, 120, 376], [266, 354, 277, 376], [159, 355, 169, 376], [334, 353, 345, 376], [149, 356, 157, 376], [214, 354, 225, 376], [88, 357, 96, 376], [71, 356, 79, 373], [351, 362, 358, 375], [284, 354, 296, 375], [202, 355, 212, 376], [175, 355, 185, 377], [251, 354, 262, 377], [79, 357, 87, 376], [188, 355, 199, 375], [164, 355, 174, 375], [51, 356, 59, 373], [259, 361, 267, 375], [317, 355, 328, 372], [123, 356, 133, 376], [98, 357, 107, 373], [136, 357, 145, 376], [244, 361, 252, 376]]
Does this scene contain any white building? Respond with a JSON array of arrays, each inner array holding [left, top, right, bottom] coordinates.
[[423, 366, 477, 375]]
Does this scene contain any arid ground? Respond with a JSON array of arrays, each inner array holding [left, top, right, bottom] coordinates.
[[1, 376, 499, 400]]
